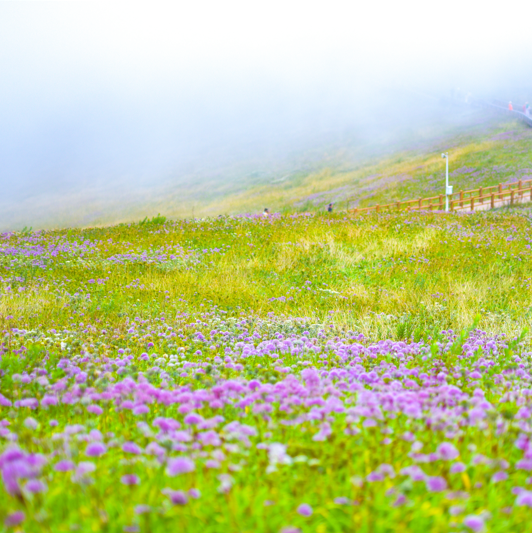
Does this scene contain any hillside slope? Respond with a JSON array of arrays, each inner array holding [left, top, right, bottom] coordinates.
[[2, 107, 530, 229], [212, 113, 532, 216]]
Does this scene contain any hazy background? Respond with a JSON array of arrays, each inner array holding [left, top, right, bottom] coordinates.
[[0, 1, 530, 229]]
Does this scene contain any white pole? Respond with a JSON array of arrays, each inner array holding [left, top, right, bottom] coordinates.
[[445, 154, 449, 212], [442, 152, 449, 212]]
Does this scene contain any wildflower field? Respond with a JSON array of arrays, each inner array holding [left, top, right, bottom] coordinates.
[[3, 210, 532, 532]]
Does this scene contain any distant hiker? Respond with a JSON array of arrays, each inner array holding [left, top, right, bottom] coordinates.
[[509, 101, 513, 111], [263, 208, 269, 217], [327, 203, 333, 213], [525, 102, 530, 117]]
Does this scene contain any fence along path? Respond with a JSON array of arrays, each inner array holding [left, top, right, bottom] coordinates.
[[348, 178, 532, 215], [347, 98, 532, 216]]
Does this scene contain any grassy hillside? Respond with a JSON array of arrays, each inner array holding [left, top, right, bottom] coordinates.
[[2, 108, 531, 230], [3, 210, 532, 531], [212, 115, 532, 216]]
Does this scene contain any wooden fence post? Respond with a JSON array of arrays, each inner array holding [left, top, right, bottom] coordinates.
[[396, 201, 401, 211], [479, 187, 483, 203], [498, 183, 503, 200], [511, 190, 515, 205], [491, 193, 495, 209], [460, 190, 464, 207], [376, 204, 380, 213], [471, 197, 475, 211], [529, 185, 532, 201], [450, 200, 454, 211], [418, 198, 422, 209], [519, 180, 523, 198]]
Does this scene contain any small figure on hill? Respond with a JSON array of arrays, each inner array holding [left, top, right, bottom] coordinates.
[[509, 101, 513, 111], [525, 102, 530, 117], [327, 203, 333, 213], [263, 208, 269, 217]]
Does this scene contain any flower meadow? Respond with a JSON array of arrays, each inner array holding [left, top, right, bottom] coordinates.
[[3, 211, 532, 532]]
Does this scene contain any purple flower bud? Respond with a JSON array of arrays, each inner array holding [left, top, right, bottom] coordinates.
[[184, 413, 203, 425], [54, 460, 75, 472], [297, 504, 313, 516], [450, 462, 466, 473], [76, 462, 96, 476], [166, 457, 195, 475], [188, 488, 201, 499], [4, 511, 25, 527], [491, 471, 508, 483], [25, 479, 46, 493], [86, 442, 107, 457], [122, 442, 142, 454], [162, 488, 188, 505], [393, 494, 406, 507], [133, 405, 149, 415], [463, 515, 485, 532], [121, 474, 140, 486], [516, 490, 532, 507], [426, 476, 447, 492], [87, 404, 103, 415], [437, 442, 459, 460], [366, 472, 384, 482]]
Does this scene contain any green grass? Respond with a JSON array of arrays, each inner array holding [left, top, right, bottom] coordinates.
[[3, 210, 532, 338]]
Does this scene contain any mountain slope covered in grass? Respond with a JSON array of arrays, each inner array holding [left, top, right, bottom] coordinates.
[[220, 113, 532, 215], [3, 105, 531, 230]]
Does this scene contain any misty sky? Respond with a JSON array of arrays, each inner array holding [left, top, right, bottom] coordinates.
[[0, 1, 530, 224]]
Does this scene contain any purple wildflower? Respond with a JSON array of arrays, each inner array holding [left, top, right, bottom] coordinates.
[[163, 488, 188, 505], [54, 460, 75, 472], [4, 511, 25, 527], [463, 515, 485, 532], [25, 479, 46, 493], [393, 494, 406, 507], [184, 413, 203, 425], [516, 490, 532, 507], [87, 404, 103, 415], [121, 474, 140, 486], [491, 471, 508, 483], [122, 442, 142, 454], [450, 462, 466, 473], [297, 504, 313, 516], [86, 442, 107, 457], [426, 476, 447, 492], [166, 457, 195, 475], [437, 442, 459, 460], [366, 472, 384, 482]]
